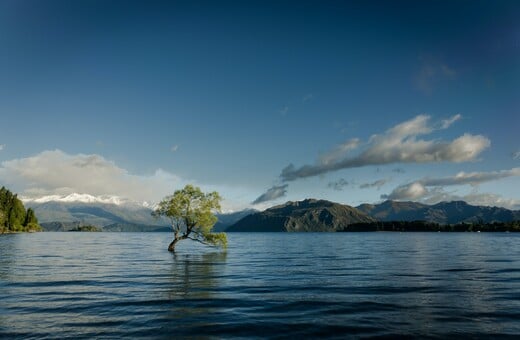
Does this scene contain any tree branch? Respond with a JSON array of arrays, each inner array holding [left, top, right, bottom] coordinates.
[[186, 236, 218, 247]]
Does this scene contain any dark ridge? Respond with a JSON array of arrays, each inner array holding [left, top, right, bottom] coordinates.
[[228, 199, 375, 232]]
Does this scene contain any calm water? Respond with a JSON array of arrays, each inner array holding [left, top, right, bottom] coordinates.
[[1, 233, 520, 339]]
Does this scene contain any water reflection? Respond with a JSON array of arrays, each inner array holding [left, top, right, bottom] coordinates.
[[167, 252, 227, 299], [0, 235, 16, 281], [160, 252, 228, 334], [0, 235, 16, 334]]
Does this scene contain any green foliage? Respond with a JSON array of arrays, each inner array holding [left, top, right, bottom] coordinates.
[[0, 210, 5, 233], [202, 231, 228, 248], [24, 208, 38, 226], [153, 184, 227, 251], [69, 225, 102, 232], [0, 186, 42, 233]]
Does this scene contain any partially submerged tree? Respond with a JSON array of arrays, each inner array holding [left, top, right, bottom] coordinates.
[[153, 185, 227, 252]]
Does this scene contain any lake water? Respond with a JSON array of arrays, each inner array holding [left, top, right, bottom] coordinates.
[[1, 232, 520, 339]]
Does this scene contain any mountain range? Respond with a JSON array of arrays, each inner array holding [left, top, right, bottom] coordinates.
[[24, 193, 520, 232], [26, 199, 166, 231], [356, 200, 520, 225], [227, 199, 375, 232], [228, 199, 520, 232], [24, 194, 254, 232]]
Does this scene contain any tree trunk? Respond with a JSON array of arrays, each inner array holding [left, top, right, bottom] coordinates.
[[168, 237, 180, 252]]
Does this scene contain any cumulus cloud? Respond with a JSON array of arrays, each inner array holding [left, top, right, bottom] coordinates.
[[252, 184, 288, 205], [281, 114, 490, 181], [382, 167, 520, 202], [0, 149, 185, 202], [0, 149, 258, 212], [359, 179, 389, 190], [457, 192, 520, 210], [328, 178, 349, 191], [382, 182, 428, 201]]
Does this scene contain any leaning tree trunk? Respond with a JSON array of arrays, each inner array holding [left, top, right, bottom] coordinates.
[[168, 227, 191, 252], [168, 237, 180, 252]]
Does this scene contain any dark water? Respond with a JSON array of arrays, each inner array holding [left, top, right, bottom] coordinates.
[[1, 233, 520, 339]]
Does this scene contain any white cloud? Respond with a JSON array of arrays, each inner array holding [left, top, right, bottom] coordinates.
[[458, 192, 520, 210], [0, 144, 4, 151], [440, 113, 461, 129], [281, 114, 490, 181], [171, 145, 179, 152], [421, 168, 520, 187], [0, 149, 255, 212], [385, 114, 433, 136], [382, 182, 428, 200], [382, 167, 520, 209], [252, 184, 288, 204], [421, 190, 520, 210], [0, 150, 184, 203], [22, 193, 130, 206], [319, 138, 360, 166]]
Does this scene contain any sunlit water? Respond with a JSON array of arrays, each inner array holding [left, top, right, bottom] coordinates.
[[1, 232, 520, 338]]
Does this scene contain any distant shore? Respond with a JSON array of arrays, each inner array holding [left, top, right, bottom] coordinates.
[[340, 221, 520, 232]]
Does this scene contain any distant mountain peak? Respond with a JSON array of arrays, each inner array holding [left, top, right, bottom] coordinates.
[[228, 199, 375, 232], [276, 198, 334, 209], [357, 199, 519, 224], [21, 193, 154, 208]]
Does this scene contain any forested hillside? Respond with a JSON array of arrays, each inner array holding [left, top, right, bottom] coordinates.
[[0, 187, 42, 233]]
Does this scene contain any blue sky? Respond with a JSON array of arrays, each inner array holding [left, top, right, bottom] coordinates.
[[0, 0, 518, 210]]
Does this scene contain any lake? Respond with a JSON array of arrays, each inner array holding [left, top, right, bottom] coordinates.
[[1, 232, 520, 338]]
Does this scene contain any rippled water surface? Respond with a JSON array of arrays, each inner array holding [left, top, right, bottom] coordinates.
[[1, 232, 520, 338]]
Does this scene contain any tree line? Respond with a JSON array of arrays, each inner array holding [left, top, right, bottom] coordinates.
[[0, 186, 41, 233], [341, 220, 520, 232]]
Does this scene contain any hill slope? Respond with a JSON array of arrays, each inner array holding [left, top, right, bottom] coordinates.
[[25, 194, 520, 232], [26, 200, 168, 231], [228, 199, 375, 232], [213, 209, 257, 232], [356, 200, 520, 224]]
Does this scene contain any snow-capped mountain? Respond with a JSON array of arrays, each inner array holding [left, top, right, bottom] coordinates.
[[22, 193, 164, 231], [21, 193, 156, 208], [22, 193, 254, 232]]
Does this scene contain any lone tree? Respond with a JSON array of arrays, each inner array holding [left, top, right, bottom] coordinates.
[[153, 184, 227, 252]]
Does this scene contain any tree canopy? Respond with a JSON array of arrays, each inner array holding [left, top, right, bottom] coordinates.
[[153, 184, 227, 252], [0, 187, 42, 233]]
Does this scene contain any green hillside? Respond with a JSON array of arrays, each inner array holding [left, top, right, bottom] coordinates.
[[0, 187, 42, 233]]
